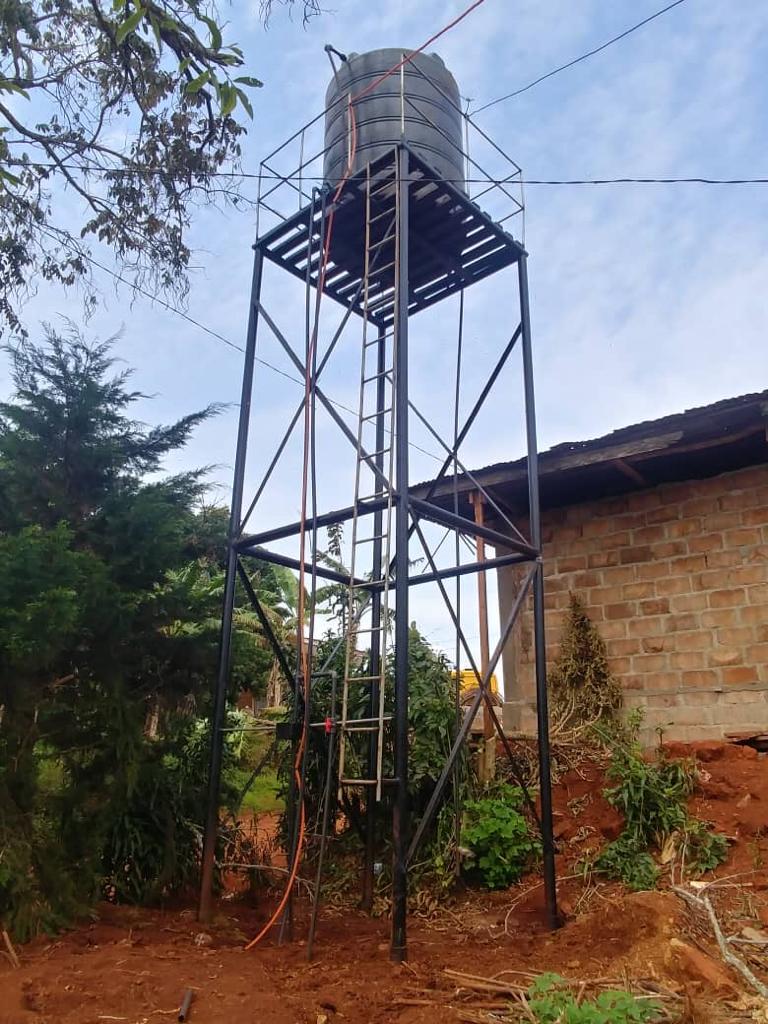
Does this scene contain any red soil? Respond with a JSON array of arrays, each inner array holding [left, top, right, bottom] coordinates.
[[1, 741, 767, 1024]]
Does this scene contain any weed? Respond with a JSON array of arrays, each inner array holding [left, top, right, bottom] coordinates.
[[590, 714, 727, 889], [526, 973, 663, 1023], [593, 837, 660, 892], [462, 785, 538, 889]]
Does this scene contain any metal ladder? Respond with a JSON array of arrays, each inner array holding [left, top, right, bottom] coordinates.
[[337, 157, 400, 801]]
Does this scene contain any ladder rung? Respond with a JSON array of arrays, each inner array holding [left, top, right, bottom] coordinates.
[[363, 260, 397, 283], [343, 674, 383, 683], [362, 370, 392, 384], [360, 447, 390, 460], [369, 179, 396, 199], [369, 208, 395, 224], [362, 408, 392, 422], [363, 333, 394, 348], [340, 777, 397, 786], [354, 533, 387, 544], [344, 720, 392, 733], [367, 234, 395, 252]]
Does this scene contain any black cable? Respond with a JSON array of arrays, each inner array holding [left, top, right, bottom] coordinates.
[[473, 0, 689, 114], [31, 223, 446, 466], [12, 160, 768, 185]]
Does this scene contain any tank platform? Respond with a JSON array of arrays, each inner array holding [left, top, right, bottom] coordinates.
[[256, 145, 525, 324]]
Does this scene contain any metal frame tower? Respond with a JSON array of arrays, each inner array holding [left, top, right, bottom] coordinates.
[[197, 61, 558, 961]]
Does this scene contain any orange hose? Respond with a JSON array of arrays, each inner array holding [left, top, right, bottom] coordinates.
[[244, 0, 485, 950]]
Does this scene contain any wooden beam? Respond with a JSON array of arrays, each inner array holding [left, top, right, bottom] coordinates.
[[613, 458, 647, 486]]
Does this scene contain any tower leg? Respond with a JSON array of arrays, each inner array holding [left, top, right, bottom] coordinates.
[[198, 247, 264, 923], [519, 253, 559, 930], [390, 145, 410, 962]]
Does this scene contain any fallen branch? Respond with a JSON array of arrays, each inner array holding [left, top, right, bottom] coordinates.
[[673, 886, 768, 999]]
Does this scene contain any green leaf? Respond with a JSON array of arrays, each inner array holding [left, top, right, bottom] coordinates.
[[219, 83, 237, 118], [235, 87, 253, 120], [234, 76, 264, 89], [184, 71, 211, 95], [149, 13, 162, 48], [0, 79, 30, 99], [115, 5, 144, 45], [0, 167, 22, 186], [202, 15, 222, 51]]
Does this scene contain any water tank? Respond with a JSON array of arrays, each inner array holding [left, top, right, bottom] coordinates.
[[323, 48, 465, 192]]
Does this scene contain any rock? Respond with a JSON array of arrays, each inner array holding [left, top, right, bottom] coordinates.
[[553, 819, 572, 840], [194, 932, 213, 947], [668, 938, 739, 995], [742, 926, 768, 944]]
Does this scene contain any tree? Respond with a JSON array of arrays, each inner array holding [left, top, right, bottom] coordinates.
[[0, 324, 215, 531], [0, 0, 320, 336], [0, 325, 276, 936]]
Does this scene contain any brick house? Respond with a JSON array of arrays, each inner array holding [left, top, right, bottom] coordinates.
[[417, 392, 768, 742]]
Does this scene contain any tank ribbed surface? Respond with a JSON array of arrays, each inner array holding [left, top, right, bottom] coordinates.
[[323, 48, 465, 191]]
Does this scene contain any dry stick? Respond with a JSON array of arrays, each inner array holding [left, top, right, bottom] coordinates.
[[444, 968, 527, 992], [673, 886, 768, 998], [2, 929, 20, 968], [517, 991, 538, 1023]]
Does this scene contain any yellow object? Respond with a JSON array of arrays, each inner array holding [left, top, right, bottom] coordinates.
[[451, 668, 498, 695]]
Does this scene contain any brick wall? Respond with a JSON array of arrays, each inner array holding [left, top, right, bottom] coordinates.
[[498, 464, 768, 742]]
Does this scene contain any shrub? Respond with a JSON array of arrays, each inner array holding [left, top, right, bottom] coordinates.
[[591, 715, 727, 889], [593, 837, 660, 892], [526, 973, 663, 1023], [462, 785, 538, 889]]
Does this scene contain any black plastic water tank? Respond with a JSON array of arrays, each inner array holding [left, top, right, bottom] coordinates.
[[323, 48, 465, 192]]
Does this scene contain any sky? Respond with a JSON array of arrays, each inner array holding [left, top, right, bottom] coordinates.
[[6, 0, 768, 680]]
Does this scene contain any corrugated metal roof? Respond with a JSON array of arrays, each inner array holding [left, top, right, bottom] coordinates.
[[465, 390, 768, 479], [414, 389, 768, 510]]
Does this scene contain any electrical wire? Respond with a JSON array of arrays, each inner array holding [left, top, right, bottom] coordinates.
[[32, 222, 446, 467], [473, 0, 689, 114], [14, 161, 768, 186]]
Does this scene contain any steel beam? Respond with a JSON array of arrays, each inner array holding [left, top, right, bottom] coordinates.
[[199, 248, 263, 923], [237, 496, 389, 549], [390, 145, 410, 963], [519, 253, 559, 930], [409, 497, 537, 558]]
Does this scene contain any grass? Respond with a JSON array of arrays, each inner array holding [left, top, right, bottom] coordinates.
[[230, 765, 283, 815]]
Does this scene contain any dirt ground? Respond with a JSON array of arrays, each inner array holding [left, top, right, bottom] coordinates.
[[2, 741, 767, 1024]]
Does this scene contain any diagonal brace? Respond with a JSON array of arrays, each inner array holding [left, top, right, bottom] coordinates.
[[236, 559, 294, 692], [406, 561, 536, 864], [410, 497, 537, 558], [257, 301, 390, 492]]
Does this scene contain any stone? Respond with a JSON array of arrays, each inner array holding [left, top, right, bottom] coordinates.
[[668, 938, 739, 995]]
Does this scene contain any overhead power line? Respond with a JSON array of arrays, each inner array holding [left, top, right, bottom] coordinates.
[[35, 224, 445, 464], [13, 161, 768, 187], [473, 0, 689, 114]]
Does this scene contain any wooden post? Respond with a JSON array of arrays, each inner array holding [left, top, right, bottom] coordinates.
[[469, 492, 496, 783]]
